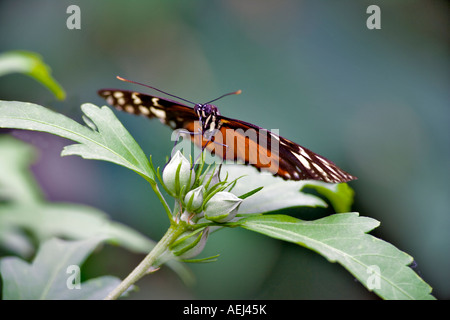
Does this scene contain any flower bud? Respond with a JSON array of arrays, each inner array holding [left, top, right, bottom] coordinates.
[[184, 185, 205, 212], [162, 151, 195, 196], [202, 169, 220, 190], [204, 191, 242, 223], [171, 227, 210, 259]]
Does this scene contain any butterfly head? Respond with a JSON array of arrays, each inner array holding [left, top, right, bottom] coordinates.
[[194, 103, 221, 135]]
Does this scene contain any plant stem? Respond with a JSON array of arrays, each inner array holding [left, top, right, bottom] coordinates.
[[104, 223, 186, 300], [150, 182, 173, 222]]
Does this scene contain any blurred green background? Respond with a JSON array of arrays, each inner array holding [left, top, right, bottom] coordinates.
[[0, 0, 448, 299]]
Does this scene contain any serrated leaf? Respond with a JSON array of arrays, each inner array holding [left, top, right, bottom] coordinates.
[[0, 135, 154, 255], [0, 50, 65, 100], [232, 213, 435, 300], [0, 136, 193, 285], [0, 203, 155, 255], [0, 237, 121, 300], [0, 100, 154, 183]]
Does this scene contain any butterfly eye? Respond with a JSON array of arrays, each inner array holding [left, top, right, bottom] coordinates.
[[203, 104, 219, 115], [204, 105, 212, 114]]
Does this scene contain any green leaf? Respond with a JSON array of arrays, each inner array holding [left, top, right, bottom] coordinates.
[[0, 135, 44, 204], [0, 50, 65, 100], [238, 186, 263, 200], [0, 237, 121, 300], [232, 213, 435, 300], [0, 136, 193, 285], [0, 100, 154, 183], [0, 203, 156, 256], [182, 254, 220, 263], [303, 182, 355, 213], [221, 165, 329, 213], [0, 135, 154, 256]]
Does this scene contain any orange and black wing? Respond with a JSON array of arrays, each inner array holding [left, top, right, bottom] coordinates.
[[98, 89, 356, 183], [98, 89, 198, 131], [200, 116, 357, 183]]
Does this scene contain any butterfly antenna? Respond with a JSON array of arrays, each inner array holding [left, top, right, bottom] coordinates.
[[116, 76, 196, 105], [204, 89, 242, 104]]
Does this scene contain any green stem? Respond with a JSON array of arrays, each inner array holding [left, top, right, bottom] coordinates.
[[150, 182, 173, 222], [104, 223, 187, 300]]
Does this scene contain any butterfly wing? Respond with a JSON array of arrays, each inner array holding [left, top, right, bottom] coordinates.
[[200, 115, 357, 183], [98, 89, 356, 183], [98, 89, 198, 130]]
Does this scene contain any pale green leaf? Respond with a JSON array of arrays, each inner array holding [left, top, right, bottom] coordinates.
[[0, 50, 65, 100], [0, 135, 154, 255], [232, 213, 435, 300], [303, 181, 355, 213], [0, 237, 121, 300], [0, 136, 193, 285], [0, 135, 44, 204], [0, 100, 154, 182], [0, 203, 155, 255]]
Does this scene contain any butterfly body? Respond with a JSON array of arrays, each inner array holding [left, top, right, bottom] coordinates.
[[193, 103, 222, 139], [98, 88, 357, 183]]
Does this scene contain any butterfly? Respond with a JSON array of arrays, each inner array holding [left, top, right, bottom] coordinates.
[[98, 77, 357, 183]]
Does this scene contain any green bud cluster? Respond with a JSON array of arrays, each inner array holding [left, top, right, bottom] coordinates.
[[161, 151, 243, 224], [159, 151, 244, 260]]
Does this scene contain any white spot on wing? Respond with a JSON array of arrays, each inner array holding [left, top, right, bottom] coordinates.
[[298, 147, 312, 160], [152, 98, 162, 107], [139, 106, 150, 115], [132, 92, 142, 104], [150, 106, 166, 119], [324, 164, 339, 176], [312, 162, 326, 175], [106, 96, 114, 105], [125, 105, 135, 113], [293, 152, 311, 169], [315, 154, 329, 165]]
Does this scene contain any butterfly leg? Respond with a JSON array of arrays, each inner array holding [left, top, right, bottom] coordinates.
[[211, 140, 229, 149], [169, 128, 202, 160], [191, 137, 230, 170], [191, 139, 212, 168]]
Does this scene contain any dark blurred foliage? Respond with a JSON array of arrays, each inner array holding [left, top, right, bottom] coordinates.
[[0, 0, 448, 299]]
